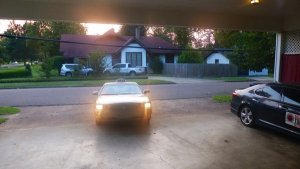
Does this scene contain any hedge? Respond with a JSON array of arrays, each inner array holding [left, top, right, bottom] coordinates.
[[0, 68, 32, 79]]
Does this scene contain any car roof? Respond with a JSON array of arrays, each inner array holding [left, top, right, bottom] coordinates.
[[103, 82, 139, 86], [266, 82, 300, 89]]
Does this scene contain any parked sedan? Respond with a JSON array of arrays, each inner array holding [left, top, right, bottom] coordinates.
[[93, 80, 152, 125], [231, 83, 300, 138]]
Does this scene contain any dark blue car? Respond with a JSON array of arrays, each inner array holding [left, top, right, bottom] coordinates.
[[231, 83, 300, 138]]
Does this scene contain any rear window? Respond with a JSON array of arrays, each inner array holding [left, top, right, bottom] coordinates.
[[283, 88, 300, 107]]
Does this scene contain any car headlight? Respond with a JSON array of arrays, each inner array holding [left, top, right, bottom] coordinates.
[[144, 102, 151, 109], [96, 104, 103, 110]]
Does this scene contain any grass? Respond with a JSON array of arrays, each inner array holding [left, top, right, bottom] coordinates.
[[0, 79, 174, 89], [0, 107, 20, 115], [212, 95, 232, 103], [208, 76, 251, 82], [0, 118, 7, 124]]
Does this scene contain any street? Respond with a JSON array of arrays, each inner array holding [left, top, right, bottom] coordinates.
[[0, 81, 253, 106]]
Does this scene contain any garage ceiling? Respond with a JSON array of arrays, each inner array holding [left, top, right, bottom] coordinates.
[[0, 0, 300, 31]]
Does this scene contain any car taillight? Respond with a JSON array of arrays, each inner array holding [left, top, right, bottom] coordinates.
[[232, 91, 239, 98]]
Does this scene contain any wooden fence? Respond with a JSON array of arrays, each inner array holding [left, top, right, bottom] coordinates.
[[163, 63, 238, 77]]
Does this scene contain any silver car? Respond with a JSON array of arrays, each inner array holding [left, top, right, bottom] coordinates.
[[60, 64, 93, 77], [93, 81, 152, 125]]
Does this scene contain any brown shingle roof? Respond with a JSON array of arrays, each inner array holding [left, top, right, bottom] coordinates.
[[60, 31, 178, 58]]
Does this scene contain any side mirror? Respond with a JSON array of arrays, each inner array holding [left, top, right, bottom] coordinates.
[[143, 89, 150, 94], [92, 91, 99, 95]]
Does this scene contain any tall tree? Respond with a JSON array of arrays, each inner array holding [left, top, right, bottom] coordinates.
[[214, 30, 276, 71]]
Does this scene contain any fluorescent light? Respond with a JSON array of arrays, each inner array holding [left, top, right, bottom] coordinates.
[[251, 0, 260, 4]]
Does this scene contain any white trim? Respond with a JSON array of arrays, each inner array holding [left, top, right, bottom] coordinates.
[[274, 33, 282, 82], [259, 119, 300, 136]]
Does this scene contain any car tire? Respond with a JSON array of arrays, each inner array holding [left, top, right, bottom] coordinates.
[[129, 71, 136, 76], [65, 72, 72, 77], [239, 105, 256, 127]]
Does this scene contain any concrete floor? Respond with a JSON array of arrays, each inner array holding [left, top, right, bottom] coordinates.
[[0, 98, 300, 169]]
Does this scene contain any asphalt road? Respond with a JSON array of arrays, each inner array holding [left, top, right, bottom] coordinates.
[[0, 81, 253, 106]]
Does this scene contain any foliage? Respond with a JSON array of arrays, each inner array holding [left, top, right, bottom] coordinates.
[[0, 118, 7, 124], [2, 20, 86, 64], [0, 67, 31, 79], [214, 30, 276, 71], [41, 58, 54, 78], [149, 57, 163, 74], [0, 107, 20, 115], [25, 64, 32, 73], [52, 56, 65, 75], [178, 46, 203, 63], [88, 52, 107, 75], [0, 58, 4, 66], [148, 26, 214, 48], [212, 95, 232, 103], [119, 25, 147, 36]]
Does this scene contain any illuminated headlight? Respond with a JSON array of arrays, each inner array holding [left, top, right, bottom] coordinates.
[[144, 102, 151, 109], [96, 104, 103, 110]]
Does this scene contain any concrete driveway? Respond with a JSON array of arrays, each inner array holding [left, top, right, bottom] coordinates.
[[1, 98, 299, 169]]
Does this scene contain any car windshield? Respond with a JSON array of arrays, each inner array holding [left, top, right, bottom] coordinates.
[[100, 84, 142, 95]]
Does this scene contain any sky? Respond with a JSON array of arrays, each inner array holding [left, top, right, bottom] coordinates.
[[0, 19, 121, 35]]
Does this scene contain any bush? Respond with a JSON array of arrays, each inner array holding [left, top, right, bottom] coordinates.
[[88, 52, 107, 76], [41, 58, 54, 78], [53, 56, 65, 75], [149, 57, 163, 74], [25, 64, 32, 73], [0, 67, 31, 79], [178, 45, 203, 63]]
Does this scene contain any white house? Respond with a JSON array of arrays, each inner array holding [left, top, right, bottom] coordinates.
[[205, 52, 230, 64], [60, 29, 179, 68], [205, 50, 268, 76]]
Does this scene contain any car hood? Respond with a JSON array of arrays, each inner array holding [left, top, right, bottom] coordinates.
[[96, 95, 149, 105]]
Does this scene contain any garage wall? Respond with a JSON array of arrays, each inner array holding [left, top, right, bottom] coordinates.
[[281, 31, 300, 84]]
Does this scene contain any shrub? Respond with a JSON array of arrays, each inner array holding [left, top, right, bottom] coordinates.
[[149, 56, 163, 74], [178, 45, 203, 63], [25, 64, 32, 73], [53, 56, 65, 75], [41, 58, 54, 78], [88, 52, 107, 76], [0, 67, 31, 79]]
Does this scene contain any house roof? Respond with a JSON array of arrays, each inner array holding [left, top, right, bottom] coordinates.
[[204, 48, 233, 60], [60, 30, 179, 58]]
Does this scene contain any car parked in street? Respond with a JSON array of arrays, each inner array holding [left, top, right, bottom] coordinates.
[[60, 64, 93, 77], [103, 63, 147, 76], [231, 83, 300, 138], [92, 80, 152, 125]]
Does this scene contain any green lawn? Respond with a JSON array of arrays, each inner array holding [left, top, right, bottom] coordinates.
[[0, 118, 7, 124], [208, 76, 251, 82], [0, 79, 174, 89], [212, 95, 232, 103], [0, 107, 20, 115]]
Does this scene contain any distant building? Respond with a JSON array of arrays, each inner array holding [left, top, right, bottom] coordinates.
[[60, 29, 179, 67], [205, 49, 268, 76]]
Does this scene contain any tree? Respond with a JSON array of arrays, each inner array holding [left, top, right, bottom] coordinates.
[[178, 46, 203, 63], [214, 30, 276, 71], [119, 25, 147, 36], [41, 57, 53, 78], [149, 57, 163, 74], [88, 51, 107, 75], [52, 56, 65, 75]]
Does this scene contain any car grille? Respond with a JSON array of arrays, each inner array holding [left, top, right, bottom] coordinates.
[[102, 103, 145, 118]]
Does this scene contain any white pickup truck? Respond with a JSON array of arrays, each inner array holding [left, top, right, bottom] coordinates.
[[103, 63, 147, 76]]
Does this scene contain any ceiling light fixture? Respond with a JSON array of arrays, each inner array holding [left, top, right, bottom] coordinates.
[[250, 0, 260, 4]]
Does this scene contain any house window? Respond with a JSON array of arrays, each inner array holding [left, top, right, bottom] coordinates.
[[126, 52, 142, 67], [215, 59, 219, 64], [165, 55, 174, 63]]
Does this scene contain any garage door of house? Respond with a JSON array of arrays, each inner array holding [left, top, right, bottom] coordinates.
[[281, 31, 300, 84]]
